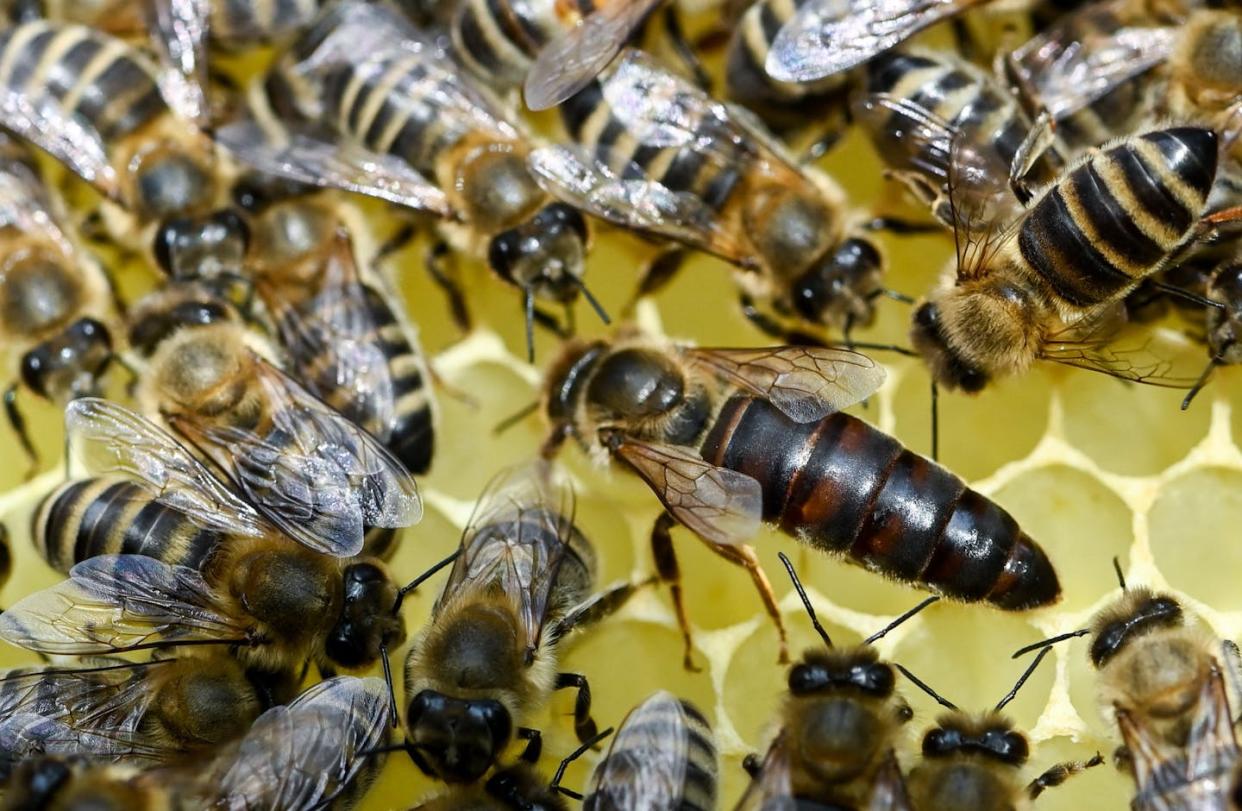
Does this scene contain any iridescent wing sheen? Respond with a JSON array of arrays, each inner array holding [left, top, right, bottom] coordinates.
[[168, 358, 422, 558], [0, 714, 150, 778], [439, 461, 576, 651], [767, 0, 987, 82], [64, 398, 270, 539], [586, 691, 695, 808], [0, 134, 76, 257], [734, 731, 797, 811], [609, 437, 762, 546], [685, 346, 885, 422], [0, 555, 248, 656], [215, 120, 453, 215], [213, 676, 391, 811], [524, 0, 665, 111], [0, 85, 120, 202], [144, 0, 210, 126]]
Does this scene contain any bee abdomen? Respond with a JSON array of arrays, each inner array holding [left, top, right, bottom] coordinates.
[[210, 0, 321, 45], [700, 397, 1059, 609], [1019, 128, 1217, 308], [34, 478, 222, 573]]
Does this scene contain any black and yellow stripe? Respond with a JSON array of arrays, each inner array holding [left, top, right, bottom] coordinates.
[[211, 0, 322, 45], [451, 0, 598, 89]]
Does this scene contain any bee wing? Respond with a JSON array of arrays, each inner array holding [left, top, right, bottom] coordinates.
[[1040, 308, 1201, 388], [767, 0, 984, 82], [524, 0, 666, 111], [0, 555, 249, 656], [868, 750, 914, 811], [609, 437, 762, 546], [0, 85, 120, 202], [215, 120, 453, 216], [587, 691, 696, 807], [684, 346, 885, 422], [0, 141, 75, 255], [735, 731, 796, 810], [64, 398, 271, 539], [1183, 664, 1240, 781], [0, 714, 157, 774], [170, 360, 422, 558], [263, 232, 397, 436], [529, 143, 746, 262], [852, 92, 956, 182], [213, 676, 391, 811], [143, 0, 210, 126], [441, 461, 576, 651]]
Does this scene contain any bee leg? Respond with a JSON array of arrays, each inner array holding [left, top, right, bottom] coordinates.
[[651, 510, 701, 672], [424, 240, 473, 334], [1026, 752, 1104, 799], [799, 129, 845, 164], [626, 248, 688, 316], [706, 542, 789, 664], [516, 727, 543, 763], [739, 294, 828, 347], [554, 672, 599, 745], [950, 17, 977, 63], [660, 7, 713, 90], [3, 383, 38, 479], [552, 577, 653, 642], [1009, 110, 1058, 206], [863, 215, 944, 235], [374, 222, 419, 265]]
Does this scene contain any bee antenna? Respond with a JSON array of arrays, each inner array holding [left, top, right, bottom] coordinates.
[[1181, 353, 1223, 411], [865, 596, 939, 645], [777, 552, 832, 648], [1112, 556, 1127, 591], [393, 550, 460, 614], [380, 643, 398, 729], [550, 726, 614, 797], [524, 289, 537, 363], [493, 400, 540, 435], [893, 663, 957, 711], [1010, 628, 1089, 659], [881, 288, 916, 305], [1152, 281, 1226, 312], [995, 646, 1052, 711], [568, 274, 611, 326]]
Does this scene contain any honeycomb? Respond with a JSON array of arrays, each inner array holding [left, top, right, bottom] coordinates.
[[0, 22, 1236, 811]]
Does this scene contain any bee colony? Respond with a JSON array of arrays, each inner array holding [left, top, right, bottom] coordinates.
[[0, 0, 1238, 809]]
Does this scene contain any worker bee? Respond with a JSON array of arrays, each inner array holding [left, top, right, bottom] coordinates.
[[582, 691, 716, 810], [541, 329, 1060, 670], [11, 397, 409, 676], [853, 48, 1065, 229], [0, 675, 391, 811], [403, 461, 646, 784], [0, 132, 117, 475], [899, 651, 1103, 811], [1180, 250, 1242, 408], [221, 0, 606, 360], [531, 49, 888, 344], [1015, 571, 1238, 810], [230, 171, 437, 476], [736, 554, 921, 809], [910, 126, 1229, 393]]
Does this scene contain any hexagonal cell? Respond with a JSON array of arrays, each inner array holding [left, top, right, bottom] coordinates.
[[1150, 468, 1242, 612], [1060, 369, 1211, 476], [993, 465, 1133, 612], [1064, 636, 1116, 742], [796, 543, 960, 618]]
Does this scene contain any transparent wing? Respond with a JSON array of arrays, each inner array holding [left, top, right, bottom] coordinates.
[[869, 751, 914, 811], [0, 555, 249, 655], [440, 460, 576, 651], [524, 0, 665, 111], [64, 398, 269, 539], [169, 360, 422, 558], [0, 714, 154, 774], [684, 346, 885, 422], [609, 437, 761, 546], [851, 92, 956, 181], [528, 144, 748, 265], [587, 691, 693, 807], [1040, 309, 1200, 388], [144, 0, 210, 126], [0, 86, 120, 201], [262, 233, 397, 437], [735, 732, 796, 811], [215, 120, 453, 215], [0, 136, 75, 256], [214, 676, 391, 811], [1184, 664, 1240, 785], [768, 0, 985, 82], [945, 131, 1027, 283]]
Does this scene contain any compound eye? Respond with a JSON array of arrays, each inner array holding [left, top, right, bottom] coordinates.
[[788, 663, 830, 694], [914, 301, 939, 330], [922, 727, 958, 757], [153, 217, 193, 276]]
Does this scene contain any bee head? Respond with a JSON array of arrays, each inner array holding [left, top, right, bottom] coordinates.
[[405, 691, 513, 783], [1089, 589, 1184, 668], [485, 763, 569, 811], [488, 204, 588, 304], [324, 561, 407, 670], [921, 714, 1029, 766], [543, 339, 607, 427], [789, 648, 895, 698], [909, 295, 991, 393], [21, 317, 112, 402], [1208, 261, 1242, 363], [790, 236, 884, 328], [153, 209, 250, 282], [4, 756, 75, 808]]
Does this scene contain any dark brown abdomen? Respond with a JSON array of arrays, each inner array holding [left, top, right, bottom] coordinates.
[[700, 397, 1059, 609]]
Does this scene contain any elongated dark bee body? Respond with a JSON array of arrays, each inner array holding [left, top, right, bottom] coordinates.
[[700, 397, 1057, 609], [210, 0, 323, 45], [1018, 128, 1216, 309], [450, 0, 569, 88], [32, 477, 224, 574]]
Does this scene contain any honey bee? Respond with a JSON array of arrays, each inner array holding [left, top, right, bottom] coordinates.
[[899, 651, 1103, 811], [531, 49, 888, 344], [1015, 572, 1239, 810], [582, 691, 717, 810], [736, 553, 922, 809], [403, 461, 646, 784], [0, 675, 391, 811], [910, 126, 1230, 393], [0, 132, 117, 474], [220, 0, 606, 360], [541, 330, 1060, 671], [10, 397, 409, 676], [230, 171, 437, 477], [1182, 250, 1242, 408]]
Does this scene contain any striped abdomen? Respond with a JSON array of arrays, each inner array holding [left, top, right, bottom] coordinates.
[[1017, 128, 1217, 309], [700, 397, 1059, 610], [864, 50, 1061, 189], [450, 0, 564, 87], [0, 21, 165, 145], [210, 0, 323, 46], [33, 477, 223, 573]]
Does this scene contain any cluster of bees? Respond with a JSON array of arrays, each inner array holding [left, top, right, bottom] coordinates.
[[0, 0, 1236, 807]]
